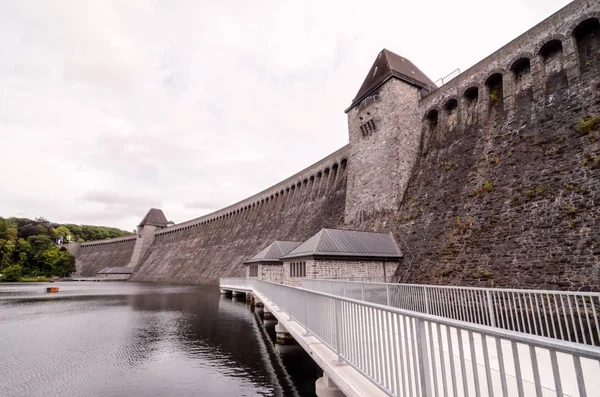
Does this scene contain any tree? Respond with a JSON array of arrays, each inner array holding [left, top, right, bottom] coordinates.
[[1, 264, 22, 282], [52, 250, 76, 276], [18, 225, 41, 239], [0, 216, 129, 278], [27, 235, 53, 255]]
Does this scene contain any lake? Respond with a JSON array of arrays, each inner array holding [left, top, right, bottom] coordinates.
[[0, 282, 319, 397]]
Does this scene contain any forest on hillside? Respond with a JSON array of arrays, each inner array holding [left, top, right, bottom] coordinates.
[[0, 217, 133, 281]]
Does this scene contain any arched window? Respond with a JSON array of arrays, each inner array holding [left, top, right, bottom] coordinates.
[[511, 58, 531, 84], [574, 18, 600, 74], [425, 109, 438, 128], [464, 87, 478, 105], [485, 73, 503, 108], [444, 99, 458, 116], [540, 40, 563, 62]]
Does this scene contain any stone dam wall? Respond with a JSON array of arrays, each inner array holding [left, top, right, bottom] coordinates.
[[71, 236, 137, 277], [386, 0, 600, 290], [73, 0, 600, 290], [130, 148, 348, 284]]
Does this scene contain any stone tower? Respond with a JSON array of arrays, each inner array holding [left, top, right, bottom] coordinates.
[[344, 49, 435, 223], [128, 208, 169, 268]]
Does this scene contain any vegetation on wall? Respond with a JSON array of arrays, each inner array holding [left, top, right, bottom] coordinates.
[[0, 216, 132, 281]]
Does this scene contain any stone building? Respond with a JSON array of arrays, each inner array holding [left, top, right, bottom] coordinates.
[[244, 241, 302, 283], [280, 228, 402, 286]]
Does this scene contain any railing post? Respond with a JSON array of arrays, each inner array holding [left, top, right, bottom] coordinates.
[[487, 290, 496, 327], [416, 318, 432, 397], [424, 286, 430, 314], [361, 282, 365, 301], [334, 298, 344, 364]]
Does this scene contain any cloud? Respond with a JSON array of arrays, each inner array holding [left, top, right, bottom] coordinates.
[[0, 0, 572, 230]]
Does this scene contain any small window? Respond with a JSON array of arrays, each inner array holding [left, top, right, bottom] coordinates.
[[360, 119, 376, 137], [290, 262, 306, 277], [249, 265, 258, 277]]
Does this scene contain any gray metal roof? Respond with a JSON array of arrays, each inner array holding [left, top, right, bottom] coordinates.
[[348, 49, 435, 112], [97, 267, 134, 274], [281, 228, 402, 260], [244, 241, 303, 264], [138, 208, 169, 227]]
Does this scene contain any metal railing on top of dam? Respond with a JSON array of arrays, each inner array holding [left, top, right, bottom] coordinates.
[[302, 279, 600, 347], [220, 277, 600, 397]]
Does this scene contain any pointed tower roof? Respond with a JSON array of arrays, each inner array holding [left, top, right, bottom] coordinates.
[[244, 241, 303, 264], [138, 208, 169, 227], [281, 228, 402, 260], [347, 49, 436, 112]]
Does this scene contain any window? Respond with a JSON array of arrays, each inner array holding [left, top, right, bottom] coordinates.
[[249, 265, 258, 277], [360, 119, 376, 137], [290, 262, 306, 277]]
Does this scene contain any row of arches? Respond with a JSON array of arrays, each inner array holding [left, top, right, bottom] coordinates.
[[154, 157, 348, 238], [423, 16, 600, 125]]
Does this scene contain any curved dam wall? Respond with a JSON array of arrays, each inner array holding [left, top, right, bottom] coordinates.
[[130, 148, 348, 284], [74, 0, 599, 291], [387, 2, 600, 290], [72, 236, 137, 276]]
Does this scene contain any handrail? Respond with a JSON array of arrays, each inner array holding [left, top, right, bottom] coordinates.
[[221, 277, 600, 397], [302, 278, 600, 347]]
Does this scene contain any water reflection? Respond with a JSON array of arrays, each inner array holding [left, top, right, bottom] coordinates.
[[0, 282, 318, 397]]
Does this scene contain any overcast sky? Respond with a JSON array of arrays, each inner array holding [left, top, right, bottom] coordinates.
[[0, 0, 571, 231]]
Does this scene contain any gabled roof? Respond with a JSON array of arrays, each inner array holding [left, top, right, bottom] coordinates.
[[138, 208, 169, 227], [347, 49, 436, 112], [281, 228, 402, 260], [97, 267, 134, 274], [244, 241, 303, 264]]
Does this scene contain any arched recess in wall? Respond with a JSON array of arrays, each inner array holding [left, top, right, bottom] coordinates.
[[464, 87, 479, 126], [573, 18, 600, 75], [444, 98, 458, 131], [421, 109, 438, 156], [510, 57, 533, 106], [539, 39, 566, 95], [485, 73, 504, 113], [330, 163, 339, 192]]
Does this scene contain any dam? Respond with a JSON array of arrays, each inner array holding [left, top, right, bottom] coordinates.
[[70, 0, 599, 291]]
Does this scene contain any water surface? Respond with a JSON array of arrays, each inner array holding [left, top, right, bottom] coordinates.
[[0, 282, 319, 397]]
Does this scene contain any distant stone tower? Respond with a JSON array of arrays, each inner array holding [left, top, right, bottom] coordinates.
[[344, 49, 435, 223], [128, 208, 170, 268]]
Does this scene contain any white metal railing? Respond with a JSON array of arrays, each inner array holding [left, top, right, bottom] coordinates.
[[221, 277, 600, 397], [302, 279, 600, 347], [220, 277, 255, 290], [317, 276, 400, 283]]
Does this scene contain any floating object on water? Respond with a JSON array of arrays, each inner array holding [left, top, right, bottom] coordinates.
[[46, 287, 59, 293]]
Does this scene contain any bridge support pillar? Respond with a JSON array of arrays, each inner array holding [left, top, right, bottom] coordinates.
[[315, 373, 345, 397], [219, 288, 230, 295], [263, 307, 275, 320], [275, 323, 295, 345]]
